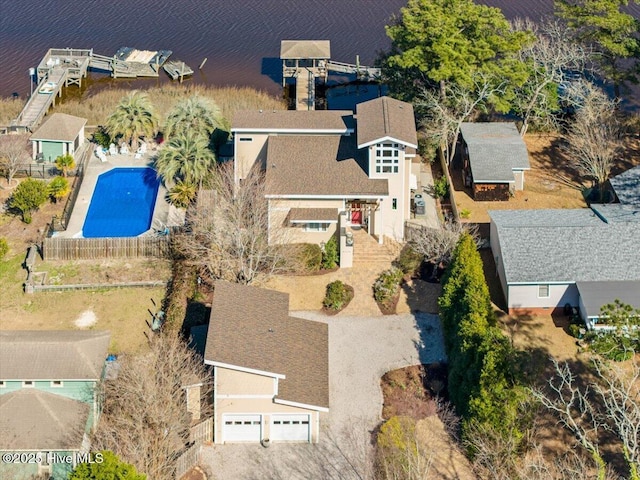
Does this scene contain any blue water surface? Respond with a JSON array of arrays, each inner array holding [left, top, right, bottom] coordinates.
[[82, 168, 160, 238]]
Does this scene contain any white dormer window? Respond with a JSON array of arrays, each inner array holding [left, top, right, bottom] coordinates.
[[375, 143, 400, 173]]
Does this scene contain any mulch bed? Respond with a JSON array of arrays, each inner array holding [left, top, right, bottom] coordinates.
[[322, 283, 354, 316], [376, 287, 402, 315], [380, 364, 449, 420]]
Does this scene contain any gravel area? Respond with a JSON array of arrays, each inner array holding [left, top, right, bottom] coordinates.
[[200, 311, 445, 480]]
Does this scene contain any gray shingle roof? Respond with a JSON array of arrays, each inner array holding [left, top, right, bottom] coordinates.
[[0, 330, 110, 380], [232, 110, 353, 132], [460, 122, 530, 183], [280, 40, 331, 59], [490, 208, 640, 284], [610, 165, 640, 207], [356, 96, 417, 148], [30, 113, 87, 142], [576, 281, 640, 319], [205, 282, 329, 409], [0, 389, 88, 450], [265, 135, 388, 197]]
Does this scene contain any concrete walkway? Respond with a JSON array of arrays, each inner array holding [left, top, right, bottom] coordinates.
[[199, 311, 445, 480]]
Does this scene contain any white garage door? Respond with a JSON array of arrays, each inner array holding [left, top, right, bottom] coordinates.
[[270, 414, 310, 442], [222, 414, 261, 442]]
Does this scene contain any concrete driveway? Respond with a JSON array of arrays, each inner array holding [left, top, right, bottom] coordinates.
[[199, 311, 445, 480]]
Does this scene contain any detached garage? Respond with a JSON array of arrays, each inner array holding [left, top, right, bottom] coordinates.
[[204, 281, 329, 445]]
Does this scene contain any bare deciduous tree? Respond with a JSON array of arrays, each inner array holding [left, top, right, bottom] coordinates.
[[512, 18, 590, 136], [410, 220, 478, 276], [175, 161, 293, 285], [416, 74, 505, 166], [0, 134, 30, 185], [93, 333, 211, 480], [531, 359, 607, 480], [563, 80, 622, 192], [593, 358, 640, 479]]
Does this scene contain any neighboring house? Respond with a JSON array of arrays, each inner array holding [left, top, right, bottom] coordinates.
[[0, 330, 110, 480], [489, 204, 640, 322], [203, 281, 328, 444], [30, 112, 87, 162], [231, 96, 418, 244], [609, 164, 640, 207], [458, 122, 530, 201]]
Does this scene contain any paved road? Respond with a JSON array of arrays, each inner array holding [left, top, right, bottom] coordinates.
[[200, 312, 445, 480]]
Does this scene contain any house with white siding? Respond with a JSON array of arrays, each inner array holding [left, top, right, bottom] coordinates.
[[489, 204, 640, 325]]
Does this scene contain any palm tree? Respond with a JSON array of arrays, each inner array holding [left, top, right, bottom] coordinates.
[[54, 154, 75, 177], [106, 91, 158, 149], [167, 180, 197, 208], [163, 96, 224, 140], [154, 131, 216, 187]]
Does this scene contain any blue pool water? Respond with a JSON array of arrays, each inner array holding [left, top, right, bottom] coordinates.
[[82, 168, 160, 238]]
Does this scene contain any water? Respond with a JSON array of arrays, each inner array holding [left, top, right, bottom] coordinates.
[[1, 0, 638, 99]]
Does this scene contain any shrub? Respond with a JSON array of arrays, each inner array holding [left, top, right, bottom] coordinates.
[[48, 176, 70, 203], [299, 243, 322, 271], [323, 280, 353, 311], [0, 238, 8, 259], [321, 235, 339, 269], [373, 267, 404, 304], [395, 244, 423, 276], [167, 180, 196, 208], [586, 332, 637, 362], [9, 178, 48, 223], [433, 176, 449, 199], [92, 125, 112, 149], [459, 208, 471, 219]]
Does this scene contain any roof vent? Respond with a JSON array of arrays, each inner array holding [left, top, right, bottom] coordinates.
[[268, 328, 274, 333]]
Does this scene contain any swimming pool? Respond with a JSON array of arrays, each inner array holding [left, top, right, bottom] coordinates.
[[82, 167, 160, 238]]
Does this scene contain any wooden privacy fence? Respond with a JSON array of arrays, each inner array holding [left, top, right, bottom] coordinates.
[[42, 236, 170, 260], [190, 417, 213, 444], [175, 443, 202, 480]]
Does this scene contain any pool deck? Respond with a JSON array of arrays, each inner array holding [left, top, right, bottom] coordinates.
[[54, 150, 183, 238]]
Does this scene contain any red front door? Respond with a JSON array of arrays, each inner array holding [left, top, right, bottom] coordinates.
[[351, 204, 362, 224]]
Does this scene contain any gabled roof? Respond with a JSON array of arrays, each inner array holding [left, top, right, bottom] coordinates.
[[30, 113, 87, 142], [610, 165, 640, 207], [205, 282, 329, 410], [265, 135, 388, 197], [0, 389, 88, 450], [460, 122, 530, 183], [576, 281, 640, 319], [490, 206, 640, 284], [0, 330, 110, 380], [356, 96, 417, 148], [232, 110, 353, 133], [280, 40, 330, 59]]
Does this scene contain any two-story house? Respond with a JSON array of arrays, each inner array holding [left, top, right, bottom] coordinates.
[[0, 330, 110, 480], [231, 96, 418, 245]]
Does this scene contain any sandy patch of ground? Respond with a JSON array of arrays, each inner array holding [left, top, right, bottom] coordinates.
[[74, 309, 97, 328]]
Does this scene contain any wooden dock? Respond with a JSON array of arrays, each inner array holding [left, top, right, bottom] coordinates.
[[163, 60, 194, 81], [10, 47, 173, 132]]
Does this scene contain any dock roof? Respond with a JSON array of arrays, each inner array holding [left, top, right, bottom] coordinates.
[[460, 122, 530, 183], [205, 282, 329, 410], [280, 40, 331, 59], [356, 96, 417, 148], [490, 206, 640, 284], [30, 113, 87, 142]]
